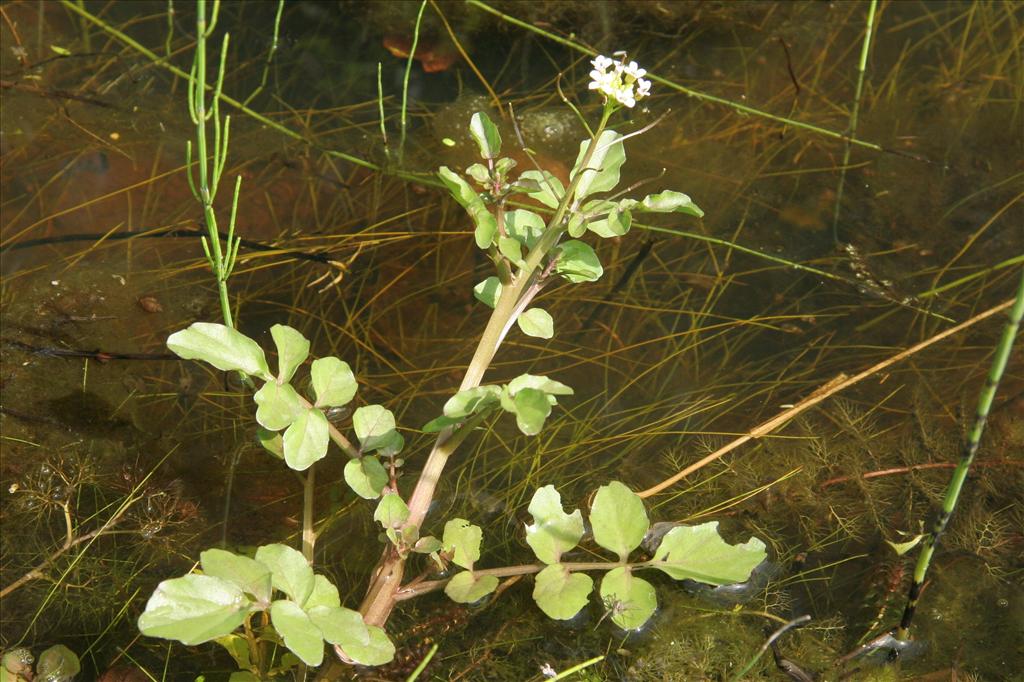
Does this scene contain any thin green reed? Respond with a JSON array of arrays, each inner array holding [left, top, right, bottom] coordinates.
[[185, 0, 242, 330], [832, 0, 878, 242], [897, 266, 1024, 641], [398, 0, 428, 164], [242, 0, 284, 106]]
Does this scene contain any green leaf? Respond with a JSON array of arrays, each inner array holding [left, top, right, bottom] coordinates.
[[638, 190, 704, 218], [257, 427, 284, 459], [138, 574, 251, 645], [525, 485, 584, 564], [438, 166, 498, 249], [253, 381, 305, 431], [498, 235, 524, 265], [374, 492, 409, 530], [466, 162, 490, 184], [532, 564, 593, 620], [507, 374, 573, 396], [469, 112, 502, 160], [283, 408, 330, 471], [35, 645, 80, 681], [228, 673, 261, 682], [215, 633, 253, 670], [344, 456, 389, 499], [473, 276, 503, 308], [352, 405, 397, 452], [422, 414, 462, 433], [588, 207, 632, 238], [519, 170, 564, 209], [308, 605, 370, 647], [334, 625, 395, 666], [555, 240, 603, 283], [504, 209, 546, 249], [590, 481, 649, 560], [200, 549, 273, 605], [167, 322, 271, 380], [311, 357, 357, 408], [442, 518, 482, 570], [599, 567, 657, 630], [494, 157, 517, 176], [413, 536, 442, 554], [269, 600, 324, 666], [517, 308, 554, 339], [512, 387, 551, 436], [270, 324, 309, 383], [650, 521, 767, 585], [304, 574, 342, 610], [444, 571, 499, 604], [567, 211, 587, 238], [254, 544, 314, 606], [571, 130, 625, 202], [443, 385, 501, 418]]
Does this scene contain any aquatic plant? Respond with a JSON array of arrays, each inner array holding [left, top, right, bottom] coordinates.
[[133, 22, 767, 676]]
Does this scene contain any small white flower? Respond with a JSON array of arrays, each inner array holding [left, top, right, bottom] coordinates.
[[587, 53, 652, 108]]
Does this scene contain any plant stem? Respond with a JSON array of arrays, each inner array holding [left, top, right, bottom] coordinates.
[[302, 464, 316, 562], [358, 106, 615, 629], [832, 0, 878, 242], [896, 267, 1024, 641]]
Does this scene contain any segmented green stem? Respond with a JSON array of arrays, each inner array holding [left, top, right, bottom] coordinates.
[[897, 267, 1024, 641]]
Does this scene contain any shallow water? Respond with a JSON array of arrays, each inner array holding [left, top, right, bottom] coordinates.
[[1, 1, 1021, 680]]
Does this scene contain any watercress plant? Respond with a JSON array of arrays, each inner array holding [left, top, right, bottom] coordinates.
[[138, 50, 768, 678]]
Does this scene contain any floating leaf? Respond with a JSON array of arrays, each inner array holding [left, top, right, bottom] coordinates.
[[344, 456, 389, 499], [200, 549, 272, 605], [590, 482, 649, 560], [254, 544, 314, 606], [519, 170, 564, 209], [308, 605, 370, 648], [525, 485, 584, 564], [469, 111, 502, 160], [35, 644, 80, 681], [311, 357, 357, 408], [507, 374, 573, 396], [253, 381, 304, 431], [352, 405, 397, 452], [138, 574, 251, 645], [512, 387, 552, 436], [442, 518, 482, 570], [599, 567, 657, 630], [638, 190, 704, 218], [444, 571, 499, 604], [517, 308, 554, 339], [532, 564, 593, 620], [283, 408, 330, 471], [555, 240, 603, 283], [167, 322, 271, 380], [270, 324, 309, 383], [335, 625, 395, 666], [473, 276, 503, 308], [304, 574, 341, 610], [438, 166, 498, 249], [269, 600, 324, 666], [374, 492, 409, 530], [571, 130, 625, 202], [650, 521, 766, 585], [443, 385, 501, 418]]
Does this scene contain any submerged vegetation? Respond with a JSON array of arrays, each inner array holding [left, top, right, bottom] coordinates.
[[2, 1, 1022, 680]]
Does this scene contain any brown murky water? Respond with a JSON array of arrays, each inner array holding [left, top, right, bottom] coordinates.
[[2, 1, 1021, 679]]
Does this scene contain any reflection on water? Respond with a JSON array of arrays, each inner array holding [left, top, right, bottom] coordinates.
[[1, 1, 1021, 679]]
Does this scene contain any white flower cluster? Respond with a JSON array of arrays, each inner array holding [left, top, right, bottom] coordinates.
[[588, 54, 652, 108]]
